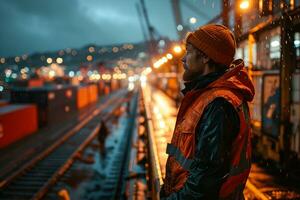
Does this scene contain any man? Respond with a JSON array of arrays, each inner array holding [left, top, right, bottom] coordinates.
[[160, 24, 255, 199]]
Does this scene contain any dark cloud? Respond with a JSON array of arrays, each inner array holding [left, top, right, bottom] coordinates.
[[0, 0, 219, 57]]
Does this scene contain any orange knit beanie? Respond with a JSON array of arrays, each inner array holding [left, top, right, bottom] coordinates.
[[186, 24, 236, 67]]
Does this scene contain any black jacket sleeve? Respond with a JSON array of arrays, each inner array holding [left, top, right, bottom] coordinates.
[[162, 97, 240, 200]]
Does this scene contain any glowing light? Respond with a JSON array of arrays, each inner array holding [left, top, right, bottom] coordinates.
[[78, 75, 83, 81], [21, 68, 27, 74], [128, 82, 135, 91], [21, 74, 27, 79], [102, 74, 112, 80], [162, 57, 168, 63], [159, 121, 166, 129], [240, 0, 249, 10], [140, 75, 147, 82], [140, 75, 147, 88], [120, 73, 127, 79], [154, 62, 160, 69], [69, 71, 75, 77], [128, 44, 134, 50], [5, 69, 12, 77], [113, 73, 118, 79], [86, 55, 93, 62], [11, 73, 17, 79], [146, 67, 152, 73], [177, 24, 183, 31], [0, 58, 5, 64], [49, 70, 56, 78], [95, 74, 101, 80], [0, 86, 4, 92], [173, 45, 182, 54], [158, 40, 166, 47], [47, 58, 53, 64], [166, 54, 173, 60], [15, 56, 20, 63], [271, 40, 280, 47], [88, 47, 95, 53], [56, 57, 63, 64], [112, 47, 119, 53], [189, 17, 197, 24], [128, 76, 134, 82]]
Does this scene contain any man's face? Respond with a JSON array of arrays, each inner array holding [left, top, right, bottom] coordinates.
[[182, 43, 208, 81]]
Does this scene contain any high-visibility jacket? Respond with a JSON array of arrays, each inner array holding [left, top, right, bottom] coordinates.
[[163, 60, 254, 199]]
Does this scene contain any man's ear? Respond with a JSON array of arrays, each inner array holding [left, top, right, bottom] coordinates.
[[202, 55, 210, 64]]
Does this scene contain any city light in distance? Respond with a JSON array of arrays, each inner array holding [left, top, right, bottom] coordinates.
[[173, 45, 182, 54], [166, 53, 173, 60], [177, 24, 183, 31], [86, 55, 93, 62], [47, 58, 53, 64], [56, 57, 63, 64]]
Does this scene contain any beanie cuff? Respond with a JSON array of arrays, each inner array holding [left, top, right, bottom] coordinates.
[[187, 32, 234, 66]]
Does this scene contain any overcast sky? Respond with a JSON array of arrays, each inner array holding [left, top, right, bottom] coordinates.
[[0, 0, 220, 57]]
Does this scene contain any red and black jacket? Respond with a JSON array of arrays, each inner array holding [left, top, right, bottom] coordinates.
[[161, 60, 255, 199]]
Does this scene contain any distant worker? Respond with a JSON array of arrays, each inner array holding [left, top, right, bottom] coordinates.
[[160, 24, 255, 199], [98, 120, 109, 157]]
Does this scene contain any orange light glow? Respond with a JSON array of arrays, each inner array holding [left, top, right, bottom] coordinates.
[[240, 0, 249, 10], [173, 45, 182, 54]]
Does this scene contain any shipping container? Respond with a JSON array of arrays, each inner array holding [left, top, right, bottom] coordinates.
[[76, 86, 89, 109], [11, 79, 44, 88], [0, 104, 38, 148], [0, 100, 9, 107], [111, 79, 119, 91], [104, 85, 110, 95], [88, 84, 98, 104], [10, 85, 77, 127], [98, 81, 105, 96], [28, 79, 44, 87]]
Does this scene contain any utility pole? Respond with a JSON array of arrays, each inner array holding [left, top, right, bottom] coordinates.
[[279, 2, 295, 169], [136, 3, 149, 44], [171, 0, 185, 40], [140, 0, 156, 58], [234, 1, 243, 40], [222, 0, 230, 27]]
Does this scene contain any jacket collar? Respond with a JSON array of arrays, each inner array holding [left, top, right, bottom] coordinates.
[[181, 70, 226, 95]]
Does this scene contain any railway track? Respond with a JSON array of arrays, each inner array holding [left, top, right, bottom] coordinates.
[[42, 91, 139, 200], [0, 90, 131, 200]]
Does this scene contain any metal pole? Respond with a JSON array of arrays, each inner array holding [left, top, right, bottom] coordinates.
[[171, 0, 185, 40], [222, 0, 230, 27], [279, 11, 295, 168]]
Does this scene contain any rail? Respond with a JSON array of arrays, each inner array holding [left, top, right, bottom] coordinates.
[[141, 87, 163, 200]]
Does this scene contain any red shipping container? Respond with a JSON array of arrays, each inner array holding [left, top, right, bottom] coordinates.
[[0, 100, 9, 107], [88, 84, 98, 104], [76, 86, 89, 109], [0, 104, 38, 148], [28, 79, 44, 88]]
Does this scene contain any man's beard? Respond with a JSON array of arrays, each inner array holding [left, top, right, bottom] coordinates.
[[183, 69, 201, 82]]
